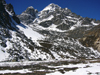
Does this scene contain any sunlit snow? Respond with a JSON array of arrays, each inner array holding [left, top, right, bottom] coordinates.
[[34, 15, 54, 24], [17, 23, 44, 41], [91, 21, 99, 26], [0, 46, 9, 61], [42, 3, 61, 12], [46, 63, 100, 75], [0, 69, 32, 74]]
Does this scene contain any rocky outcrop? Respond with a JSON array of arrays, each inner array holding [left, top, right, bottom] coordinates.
[[5, 3, 15, 15], [12, 15, 20, 24], [0, 0, 20, 29], [0, 0, 12, 29], [79, 24, 100, 52], [5, 3, 20, 24], [18, 6, 38, 24]]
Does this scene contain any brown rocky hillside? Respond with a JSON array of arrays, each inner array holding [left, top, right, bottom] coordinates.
[[79, 24, 100, 52]]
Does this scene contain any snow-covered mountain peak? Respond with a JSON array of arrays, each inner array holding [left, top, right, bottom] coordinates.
[[27, 6, 34, 9], [38, 3, 62, 18], [42, 3, 61, 12], [49, 3, 60, 7], [65, 8, 68, 10], [24, 6, 35, 14]]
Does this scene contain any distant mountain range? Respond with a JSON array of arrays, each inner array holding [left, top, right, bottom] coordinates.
[[0, 0, 100, 62]]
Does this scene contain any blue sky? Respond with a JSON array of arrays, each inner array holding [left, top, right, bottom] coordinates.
[[5, 0, 100, 20]]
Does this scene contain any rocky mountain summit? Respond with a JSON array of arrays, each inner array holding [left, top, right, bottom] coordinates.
[[0, 0, 100, 62], [17, 6, 38, 24], [18, 3, 100, 60]]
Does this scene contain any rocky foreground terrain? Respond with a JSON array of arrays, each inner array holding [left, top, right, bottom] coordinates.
[[0, 59, 100, 75]]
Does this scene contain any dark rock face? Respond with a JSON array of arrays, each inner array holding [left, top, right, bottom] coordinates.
[[18, 6, 38, 24], [12, 15, 20, 24], [57, 23, 72, 30], [0, 0, 4, 11], [39, 21, 52, 27], [0, 1, 12, 29], [24, 6, 37, 17], [81, 17, 93, 25], [5, 3, 20, 24], [0, 1, 20, 29], [1, 0, 6, 4], [5, 3, 15, 15]]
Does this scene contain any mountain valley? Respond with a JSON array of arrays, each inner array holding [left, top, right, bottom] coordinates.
[[0, 0, 100, 74]]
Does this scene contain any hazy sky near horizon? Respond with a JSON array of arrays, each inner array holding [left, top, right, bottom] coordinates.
[[5, 0, 100, 20]]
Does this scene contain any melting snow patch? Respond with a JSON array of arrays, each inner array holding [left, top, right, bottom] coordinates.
[[47, 24, 67, 32], [0, 46, 9, 61], [35, 15, 54, 24], [0, 69, 32, 74], [69, 21, 82, 30], [91, 21, 99, 26], [46, 63, 100, 75]]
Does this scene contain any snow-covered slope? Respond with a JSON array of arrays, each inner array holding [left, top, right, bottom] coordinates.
[[46, 62, 100, 75], [0, 1, 45, 61], [39, 3, 61, 17], [42, 3, 61, 11], [17, 23, 44, 43], [0, 45, 9, 61]]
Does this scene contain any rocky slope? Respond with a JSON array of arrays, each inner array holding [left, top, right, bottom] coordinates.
[[0, 0, 100, 62], [0, 0, 40, 62], [17, 6, 38, 24], [79, 24, 100, 52]]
